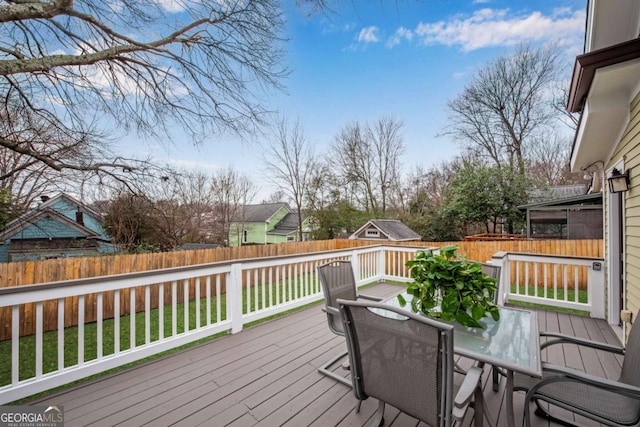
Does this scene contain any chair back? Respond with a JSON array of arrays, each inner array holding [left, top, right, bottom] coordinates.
[[317, 260, 358, 335], [620, 315, 640, 388], [479, 262, 502, 304], [339, 299, 455, 427]]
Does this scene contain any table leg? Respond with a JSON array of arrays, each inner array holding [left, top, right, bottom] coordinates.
[[506, 370, 515, 427]]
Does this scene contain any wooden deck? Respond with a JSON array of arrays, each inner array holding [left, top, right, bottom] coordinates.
[[27, 283, 623, 427]]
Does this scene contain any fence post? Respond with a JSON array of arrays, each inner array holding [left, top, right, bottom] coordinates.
[[491, 251, 509, 305], [588, 261, 606, 319], [229, 263, 244, 334], [377, 248, 386, 283]]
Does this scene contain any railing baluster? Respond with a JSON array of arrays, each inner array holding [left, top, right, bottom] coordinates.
[[78, 295, 85, 365], [215, 275, 221, 323], [129, 289, 135, 350], [246, 269, 251, 313], [97, 292, 103, 358], [159, 283, 164, 340], [58, 298, 64, 371], [36, 301, 43, 377], [553, 264, 558, 300], [114, 289, 120, 353], [12, 306, 19, 385], [254, 268, 259, 311], [195, 277, 201, 329], [260, 267, 267, 310], [268, 268, 273, 307], [145, 285, 150, 344], [205, 276, 211, 326], [574, 266, 580, 303], [183, 279, 189, 332], [171, 281, 177, 337], [276, 266, 280, 305]]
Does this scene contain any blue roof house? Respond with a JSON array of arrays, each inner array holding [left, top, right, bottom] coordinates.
[[0, 193, 118, 262]]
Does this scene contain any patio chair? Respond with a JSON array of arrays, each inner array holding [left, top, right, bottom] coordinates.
[[519, 313, 640, 427], [317, 260, 382, 387], [338, 298, 485, 427]]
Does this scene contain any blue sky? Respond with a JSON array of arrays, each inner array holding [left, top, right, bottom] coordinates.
[[135, 0, 587, 200]]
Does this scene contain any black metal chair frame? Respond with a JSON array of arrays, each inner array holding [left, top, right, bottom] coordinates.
[[317, 259, 381, 387]]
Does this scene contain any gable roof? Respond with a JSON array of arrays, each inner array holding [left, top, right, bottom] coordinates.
[[0, 208, 100, 242], [268, 212, 303, 236], [234, 203, 290, 223], [349, 219, 421, 241], [0, 193, 104, 242]]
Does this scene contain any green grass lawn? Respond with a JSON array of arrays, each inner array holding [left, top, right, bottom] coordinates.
[[507, 283, 590, 316]]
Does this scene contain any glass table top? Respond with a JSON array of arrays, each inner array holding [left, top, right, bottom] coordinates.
[[376, 292, 542, 377]]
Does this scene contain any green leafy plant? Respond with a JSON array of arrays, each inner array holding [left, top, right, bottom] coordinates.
[[399, 245, 499, 328]]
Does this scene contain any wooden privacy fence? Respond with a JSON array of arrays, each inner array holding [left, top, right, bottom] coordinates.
[[0, 239, 603, 289]]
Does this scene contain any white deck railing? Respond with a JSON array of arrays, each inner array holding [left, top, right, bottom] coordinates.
[[490, 251, 605, 318], [0, 244, 422, 404], [0, 245, 605, 404]]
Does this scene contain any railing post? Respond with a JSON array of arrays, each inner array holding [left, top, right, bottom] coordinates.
[[229, 263, 244, 334], [350, 251, 361, 285], [491, 251, 509, 305], [377, 248, 386, 283], [588, 261, 606, 319]]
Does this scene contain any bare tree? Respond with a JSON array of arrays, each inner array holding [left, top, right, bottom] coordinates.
[[444, 44, 559, 176], [211, 167, 256, 246], [367, 116, 404, 214], [262, 117, 317, 241], [0, 0, 289, 180], [332, 116, 404, 215], [525, 134, 586, 186]]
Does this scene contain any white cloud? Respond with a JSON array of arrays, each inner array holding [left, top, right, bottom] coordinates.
[[357, 26, 380, 43], [414, 8, 585, 51], [386, 27, 413, 48], [153, 0, 186, 13]]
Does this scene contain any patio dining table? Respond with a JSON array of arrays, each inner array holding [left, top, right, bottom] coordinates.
[[378, 292, 542, 427]]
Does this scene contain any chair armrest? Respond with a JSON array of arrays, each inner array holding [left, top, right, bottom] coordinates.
[[540, 331, 625, 354], [357, 293, 383, 302], [322, 306, 340, 316], [536, 362, 640, 398], [453, 366, 483, 416]]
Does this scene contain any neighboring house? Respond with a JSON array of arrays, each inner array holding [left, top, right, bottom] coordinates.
[[228, 203, 310, 247], [518, 186, 603, 239], [0, 193, 118, 262], [566, 0, 640, 338], [349, 219, 421, 242]]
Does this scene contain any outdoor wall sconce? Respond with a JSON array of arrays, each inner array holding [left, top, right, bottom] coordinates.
[[608, 168, 630, 193]]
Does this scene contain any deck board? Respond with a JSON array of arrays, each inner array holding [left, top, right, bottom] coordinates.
[[27, 283, 622, 427]]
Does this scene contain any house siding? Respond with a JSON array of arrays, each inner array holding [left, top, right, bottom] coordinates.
[[49, 198, 111, 241], [228, 205, 294, 247], [0, 195, 116, 262], [609, 91, 640, 321]]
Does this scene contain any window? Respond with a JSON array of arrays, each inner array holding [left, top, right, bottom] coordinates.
[[242, 230, 248, 243], [287, 236, 295, 242], [365, 229, 380, 237]]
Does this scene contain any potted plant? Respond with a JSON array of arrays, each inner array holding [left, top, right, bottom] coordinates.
[[398, 245, 499, 328]]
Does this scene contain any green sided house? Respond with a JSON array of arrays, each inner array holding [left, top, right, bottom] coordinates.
[[566, 0, 640, 341], [0, 193, 118, 262], [228, 203, 310, 247]]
